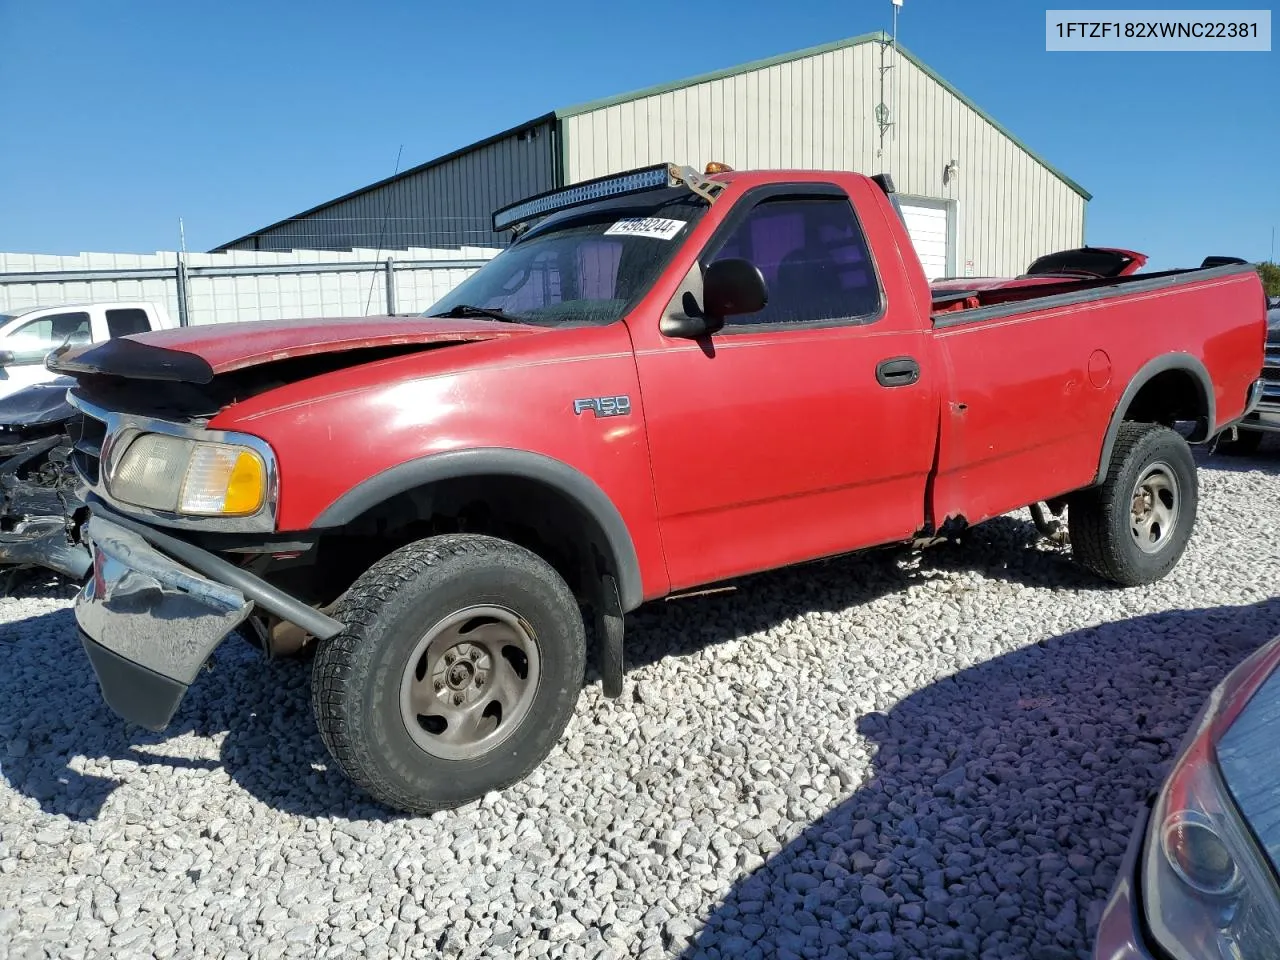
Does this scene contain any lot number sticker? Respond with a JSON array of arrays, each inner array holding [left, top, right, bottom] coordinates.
[[604, 217, 686, 241]]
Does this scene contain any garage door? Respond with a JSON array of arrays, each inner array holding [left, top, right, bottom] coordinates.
[[900, 200, 951, 281]]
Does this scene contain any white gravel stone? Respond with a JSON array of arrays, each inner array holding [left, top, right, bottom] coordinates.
[[2, 449, 1280, 958]]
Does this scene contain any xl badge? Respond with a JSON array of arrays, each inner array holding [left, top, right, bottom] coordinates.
[[574, 396, 631, 418]]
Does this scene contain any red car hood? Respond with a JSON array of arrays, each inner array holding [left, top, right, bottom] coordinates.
[[50, 315, 542, 381]]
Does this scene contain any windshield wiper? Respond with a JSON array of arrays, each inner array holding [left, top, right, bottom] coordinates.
[[429, 304, 527, 324]]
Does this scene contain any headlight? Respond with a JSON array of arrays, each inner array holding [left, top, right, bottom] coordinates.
[[110, 433, 268, 517], [1141, 719, 1280, 959]]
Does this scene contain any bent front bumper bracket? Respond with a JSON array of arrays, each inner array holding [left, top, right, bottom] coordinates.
[[76, 506, 345, 730]]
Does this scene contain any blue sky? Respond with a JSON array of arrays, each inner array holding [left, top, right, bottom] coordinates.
[[0, 0, 1275, 270]]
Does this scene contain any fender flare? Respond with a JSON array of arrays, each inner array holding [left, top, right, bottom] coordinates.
[[1092, 353, 1215, 485], [312, 447, 644, 612]]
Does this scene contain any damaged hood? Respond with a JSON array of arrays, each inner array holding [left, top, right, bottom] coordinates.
[[0, 376, 77, 429], [48, 315, 542, 383]]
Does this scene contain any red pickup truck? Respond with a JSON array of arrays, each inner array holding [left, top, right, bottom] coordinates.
[[54, 163, 1266, 813]]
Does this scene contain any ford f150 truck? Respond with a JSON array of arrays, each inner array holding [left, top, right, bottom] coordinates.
[[50, 163, 1267, 813]]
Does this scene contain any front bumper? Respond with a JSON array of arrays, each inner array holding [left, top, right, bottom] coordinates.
[[74, 504, 345, 730], [1237, 376, 1280, 433], [0, 516, 91, 580], [76, 516, 253, 729], [1238, 405, 1280, 434]]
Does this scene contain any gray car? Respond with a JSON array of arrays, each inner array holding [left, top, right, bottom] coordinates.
[[1093, 630, 1280, 958], [1217, 300, 1280, 455]]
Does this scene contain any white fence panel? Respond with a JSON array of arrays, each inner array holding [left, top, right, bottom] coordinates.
[[0, 245, 501, 324]]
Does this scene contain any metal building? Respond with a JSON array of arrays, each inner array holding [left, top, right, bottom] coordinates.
[[215, 32, 1090, 280]]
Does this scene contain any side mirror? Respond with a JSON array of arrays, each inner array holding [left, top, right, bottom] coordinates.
[[0, 351, 13, 367], [660, 258, 769, 340], [704, 258, 768, 321]]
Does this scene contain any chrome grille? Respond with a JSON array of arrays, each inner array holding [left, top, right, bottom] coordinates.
[[67, 410, 107, 485]]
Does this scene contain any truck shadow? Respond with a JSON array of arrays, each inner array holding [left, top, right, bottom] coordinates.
[[0, 519, 1237, 823], [1195, 433, 1280, 474], [619, 514, 1096, 674], [4, 593, 1275, 959], [678, 597, 1280, 960], [0, 605, 391, 821]]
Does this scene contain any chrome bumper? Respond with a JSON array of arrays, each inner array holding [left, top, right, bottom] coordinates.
[[75, 516, 252, 729], [1240, 406, 1280, 434], [1245, 376, 1266, 418], [1237, 376, 1280, 433]]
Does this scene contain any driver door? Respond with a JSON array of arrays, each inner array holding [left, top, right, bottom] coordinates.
[[630, 182, 937, 591]]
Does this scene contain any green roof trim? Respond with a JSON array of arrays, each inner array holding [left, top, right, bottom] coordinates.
[[554, 31, 1091, 202], [890, 40, 1091, 201], [555, 32, 886, 118]]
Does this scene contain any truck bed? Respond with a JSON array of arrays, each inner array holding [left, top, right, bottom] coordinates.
[[931, 262, 1258, 324], [925, 261, 1265, 530]]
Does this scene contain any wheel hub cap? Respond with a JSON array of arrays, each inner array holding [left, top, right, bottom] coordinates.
[[399, 606, 541, 761], [1130, 461, 1180, 555]]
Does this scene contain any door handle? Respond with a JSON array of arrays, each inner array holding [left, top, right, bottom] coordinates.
[[875, 356, 920, 387]]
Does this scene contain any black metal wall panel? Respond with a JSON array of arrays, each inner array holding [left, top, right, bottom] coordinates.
[[223, 121, 557, 253]]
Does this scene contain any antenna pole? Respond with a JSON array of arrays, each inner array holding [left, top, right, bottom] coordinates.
[[366, 145, 405, 315], [176, 218, 191, 328], [876, 1, 902, 156]]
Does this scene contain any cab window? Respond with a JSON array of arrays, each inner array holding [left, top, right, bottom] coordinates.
[[0, 311, 91, 361], [709, 195, 882, 327]]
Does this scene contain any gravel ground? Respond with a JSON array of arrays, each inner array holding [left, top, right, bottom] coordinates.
[[3, 449, 1280, 960]]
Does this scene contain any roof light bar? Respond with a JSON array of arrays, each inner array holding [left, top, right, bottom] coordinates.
[[493, 163, 679, 233]]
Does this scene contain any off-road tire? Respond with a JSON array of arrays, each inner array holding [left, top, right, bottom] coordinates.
[[311, 534, 586, 814], [1214, 427, 1264, 457], [1068, 423, 1198, 586]]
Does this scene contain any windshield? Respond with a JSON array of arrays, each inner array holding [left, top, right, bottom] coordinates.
[[424, 187, 706, 326]]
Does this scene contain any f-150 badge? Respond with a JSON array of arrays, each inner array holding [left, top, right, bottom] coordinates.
[[574, 396, 631, 418]]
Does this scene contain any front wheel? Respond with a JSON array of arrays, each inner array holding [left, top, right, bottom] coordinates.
[[1068, 423, 1198, 586], [311, 534, 586, 814]]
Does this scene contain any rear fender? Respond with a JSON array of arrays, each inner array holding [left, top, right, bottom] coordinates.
[[1092, 353, 1214, 485]]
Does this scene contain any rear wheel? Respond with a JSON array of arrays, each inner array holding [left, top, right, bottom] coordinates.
[[1214, 427, 1264, 457], [1068, 423, 1198, 586], [311, 534, 586, 813]]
